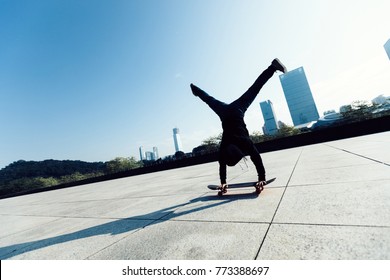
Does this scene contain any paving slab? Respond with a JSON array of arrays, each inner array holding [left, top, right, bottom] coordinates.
[[0, 217, 151, 260], [88, 220, 269, 260], [289, 163, 389, 185], [325, 133, 390, 165], [273, 180, 390, 227], [257, 224, 390, 260], [165, 187, 285, 223], [0, 215, 60, 239]]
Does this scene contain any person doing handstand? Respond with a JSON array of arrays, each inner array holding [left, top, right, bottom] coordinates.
[[190, 58, 287, 194]]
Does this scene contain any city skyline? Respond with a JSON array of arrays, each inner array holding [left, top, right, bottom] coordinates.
[[139, 146, 159, 161], [1, 1, 390, 168]]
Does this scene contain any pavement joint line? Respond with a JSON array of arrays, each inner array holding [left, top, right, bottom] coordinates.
[[254, 147, 304, 260], [158, 219, 271, 225], [283, 178, 390, 188], [83, 221, 154, 260], [297, 163, 382, 171], [0, 217, 64, 241], [0, 213, 159, 221], [272, 222, 390, 229], [0, 192, 209, 206], [325, 144, 390, 166], [85, 219, 159, 260]]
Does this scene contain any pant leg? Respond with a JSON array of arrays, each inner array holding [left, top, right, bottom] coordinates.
[[230, 65, 275, 113], [191, 84, 227, 119]]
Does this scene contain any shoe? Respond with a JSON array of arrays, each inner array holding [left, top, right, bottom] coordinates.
[[272, 58, 287, 73], [190, 83, 199, 96]]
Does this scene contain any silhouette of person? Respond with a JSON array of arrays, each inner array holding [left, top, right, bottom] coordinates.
[[191, 58, 286, 193]]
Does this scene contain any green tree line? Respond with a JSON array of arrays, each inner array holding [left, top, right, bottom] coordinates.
[[0, 157, 142, 197]]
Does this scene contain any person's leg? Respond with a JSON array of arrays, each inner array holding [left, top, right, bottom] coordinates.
[[191, 83, 227, 118], [230, 59, 286, 113], [230, 65, 275, 113]]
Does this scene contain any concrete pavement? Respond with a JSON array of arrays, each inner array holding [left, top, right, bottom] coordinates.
[[0, 132, 389, 259]]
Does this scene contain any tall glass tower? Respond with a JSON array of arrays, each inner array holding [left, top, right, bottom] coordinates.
[[279, 67, 319, 126], [260, 100, 279, 135], [153, 147, 159, 160], [173, 128, 183, 152], [139, 146, 145, 161], [385, 39, 390, 60]]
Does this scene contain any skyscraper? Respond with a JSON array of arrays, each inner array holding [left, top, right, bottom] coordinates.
[[173, 127, 183, 152], [140, 146, 159, 161], [385, 39, 390, 60], [279, 67, 319, 126], [153, 147, 159, 160], [260, 100, 279, 135], [139, 146, 145, 161]]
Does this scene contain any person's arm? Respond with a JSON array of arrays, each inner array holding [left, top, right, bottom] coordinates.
[[219, 159, 227, 185]]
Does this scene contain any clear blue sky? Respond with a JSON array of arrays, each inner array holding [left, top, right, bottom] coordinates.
[[1, 0, 389, 168]]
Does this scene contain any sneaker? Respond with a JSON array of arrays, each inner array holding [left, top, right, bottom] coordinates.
[[272, 58, 287, 73], [190, 83, 199, 96]]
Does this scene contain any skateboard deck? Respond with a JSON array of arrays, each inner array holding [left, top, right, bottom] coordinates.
[[207, 177, 276, 196]]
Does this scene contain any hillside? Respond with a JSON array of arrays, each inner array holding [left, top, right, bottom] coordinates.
[[0, 160, 106, 196]]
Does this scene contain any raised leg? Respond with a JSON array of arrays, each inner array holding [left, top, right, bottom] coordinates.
[[191, 83, 228, 119], [230, 65, 275, 113]]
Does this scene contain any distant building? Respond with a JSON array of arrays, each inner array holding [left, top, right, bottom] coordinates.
[[310, 111, 343, 131], [145, 151, 154, 161], [324, 110, 336, 115], [279, 67, 319, 126], [140, 146, 159, 161], [153, 147, 159, 160], [385, 39, 390, 60], [260, 100, 279, 135], [139, 146, 145, 161], [173, 127, 183, 152]]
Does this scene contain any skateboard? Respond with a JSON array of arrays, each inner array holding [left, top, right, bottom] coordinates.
[[207, 177, 276, 196]]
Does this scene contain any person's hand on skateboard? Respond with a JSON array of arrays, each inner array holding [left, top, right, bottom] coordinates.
[[218, 183, 228, 194], [255, 181, 266, 194]]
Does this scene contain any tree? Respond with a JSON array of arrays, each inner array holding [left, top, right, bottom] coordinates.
[[201, 133, 222, 153], [340, 100, 373, 122], [105, 157, 142, 174], [174, 151, 186, 160], [276, 123, 300, 137], [250, 131, 274, 143]]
